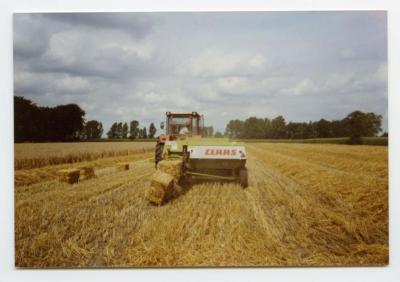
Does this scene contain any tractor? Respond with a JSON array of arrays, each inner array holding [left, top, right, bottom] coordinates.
[[146, 111, 248, 205]]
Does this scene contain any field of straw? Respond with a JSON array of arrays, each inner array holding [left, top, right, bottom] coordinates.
[[14, 142, 388, 267], [14, 142, 154, 170]]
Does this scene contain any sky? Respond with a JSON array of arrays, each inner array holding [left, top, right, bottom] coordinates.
[[13, 11, 388, 134]]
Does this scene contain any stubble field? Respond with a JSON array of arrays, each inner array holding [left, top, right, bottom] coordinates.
[[14, 142, 388, 267]]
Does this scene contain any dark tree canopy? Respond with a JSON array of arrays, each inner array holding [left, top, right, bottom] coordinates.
[[81, 120, 103, 139], [129, 120, 140, 139], [344, 111, 382, 144], [107, 122, 118, 139], [122, 123, 129, 139], [225, 119, 244, 139], [14, 96, 85, 142], [148, 122, 157, 138], [224, 110, 383, 143]]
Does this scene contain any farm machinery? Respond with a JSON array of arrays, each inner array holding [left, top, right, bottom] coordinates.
[[146, 111, 248, 205]]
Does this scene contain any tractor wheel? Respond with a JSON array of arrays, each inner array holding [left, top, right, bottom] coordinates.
[[239, 168, 248, 189]]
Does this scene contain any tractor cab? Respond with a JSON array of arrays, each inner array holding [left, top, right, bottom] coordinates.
[[165, 112, 204, 140]]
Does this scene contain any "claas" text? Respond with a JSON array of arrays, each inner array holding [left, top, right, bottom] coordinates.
[[204, 149, 237, 156]]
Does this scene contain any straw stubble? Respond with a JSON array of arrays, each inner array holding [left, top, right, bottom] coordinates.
[[15, 142, 388, 267]]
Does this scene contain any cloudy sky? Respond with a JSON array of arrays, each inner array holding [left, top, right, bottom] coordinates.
[[13, 11, 387, 134]]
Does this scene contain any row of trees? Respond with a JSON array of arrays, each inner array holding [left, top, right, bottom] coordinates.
[[225, 111, 383, 143], [15, 96, 158, 142], [15, 97, 384, 144], [106, 121, 157, 139], [15, 96, 86, 142]]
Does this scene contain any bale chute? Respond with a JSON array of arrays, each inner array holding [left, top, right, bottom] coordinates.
[[145, 160, 183, 205]]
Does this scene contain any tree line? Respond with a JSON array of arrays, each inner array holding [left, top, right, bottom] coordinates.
[[15, 96, 86, 142], [225, 111, 383, 143], [15, 96, 385, 144], [106, 121, 156, 139], [14, 96, 157, 142]]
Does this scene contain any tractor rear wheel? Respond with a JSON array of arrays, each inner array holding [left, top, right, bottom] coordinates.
[[239, 168, 248, 188]]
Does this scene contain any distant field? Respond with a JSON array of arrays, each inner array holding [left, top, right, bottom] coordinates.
[[237, 137, 388, 145], [14, 142, 388, 267], [15, 142, 155, 170]]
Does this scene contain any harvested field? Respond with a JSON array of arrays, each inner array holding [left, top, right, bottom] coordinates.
[[14, 142, 388, 267], [14, 142, 154, 170]]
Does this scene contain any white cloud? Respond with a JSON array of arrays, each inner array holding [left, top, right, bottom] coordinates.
[[216, 76, 250, 94], [14, 12, 388, 133], [53, 76, 92, 93], [285, 79, 319, 96], [178, 50, 267, 77]]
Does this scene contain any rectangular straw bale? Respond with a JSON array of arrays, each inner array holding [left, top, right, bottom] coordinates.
[[116, 162, 130, 171], [80, 166, 95, 179], [158, 160, 182, 179], [58, 168, 80, 184], [145, 170, 174, 205]]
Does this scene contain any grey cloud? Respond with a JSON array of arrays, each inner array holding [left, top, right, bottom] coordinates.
[[13, 12, 388, 133], [42, 13, 156, 39]]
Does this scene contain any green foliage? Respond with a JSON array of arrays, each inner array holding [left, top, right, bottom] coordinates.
[[225, 119, 244, 138], [243, 117, 267, 139], [237, 137, 387, 146], [271, 116, 287, 138], [225, 110, 383, 144], [107, 123, 118, 139], [129, 120, 140, 139], [122, 122, 128, 139], [148, 122, 157, 138], [14, 96, 85, 142], [142, 127, 147, 139], [343, 111, 382, 144], [81, 120, 103, 139]]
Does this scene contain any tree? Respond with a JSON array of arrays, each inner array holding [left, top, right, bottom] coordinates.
[[243, 117, 267, 139], [148, 122, 157, 138], [214, 131, 223, 137], [107, 122, 118, 139], [316, 119, 331, 138], [271, 116, 287, 138], [82, 120, 103, 139], [142, 127, 148, 138], [331, 120, 348, 137], [129, 120, 139, 139], [225, 119, 244, 138], [14, 96, 86, 142], [14, 96, 43, 142], [264, 118, 272, 138], [115, 122, 123, 138], [122, 122, 128, 139], [344, 111, 382, 144], [287, 122, 303, 139], [203, 126, 214, 137], [49, 104, 85, 141]]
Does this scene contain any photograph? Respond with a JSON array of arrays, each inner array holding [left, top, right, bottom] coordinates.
[[13, 11, 388, 268]]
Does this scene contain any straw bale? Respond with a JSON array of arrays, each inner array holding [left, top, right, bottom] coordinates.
[[116, 162, 130, 171], [58, 168, 80, 184], [145, 170, 175, 205], [158, 160, 182, 180], [80, 166, 95, 179]]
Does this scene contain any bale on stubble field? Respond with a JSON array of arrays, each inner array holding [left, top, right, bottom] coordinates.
[[145, 170, 175, 205], [116, 162, 130, 171], [57, 168, 80, 184], [80, 166, 95, 179]]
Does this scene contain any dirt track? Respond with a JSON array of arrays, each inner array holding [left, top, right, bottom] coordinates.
[[15, 143, 388, 267]]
